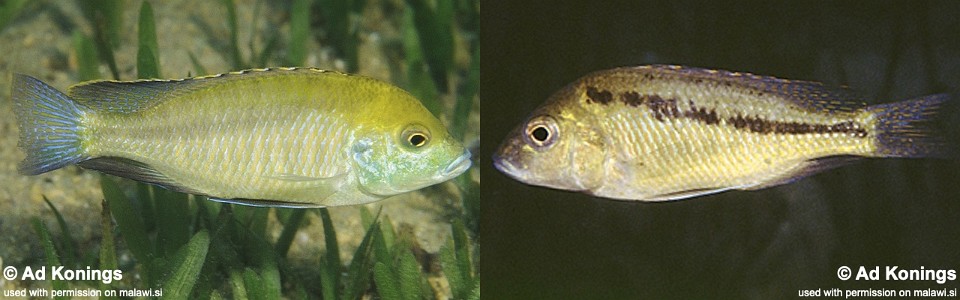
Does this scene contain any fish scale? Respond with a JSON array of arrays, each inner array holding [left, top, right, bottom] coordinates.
[[495, 65, 948, 201]]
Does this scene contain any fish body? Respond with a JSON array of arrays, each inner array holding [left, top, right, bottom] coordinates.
[[494, 65, 947, 201], [13, 68, 470, 207]]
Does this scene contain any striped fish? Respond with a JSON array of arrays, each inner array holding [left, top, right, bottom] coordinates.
[[494, 65, 949, 201]]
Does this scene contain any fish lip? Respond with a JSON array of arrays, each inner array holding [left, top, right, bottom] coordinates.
[[492, 154, 521, 180], [442, 151, 472, 177]]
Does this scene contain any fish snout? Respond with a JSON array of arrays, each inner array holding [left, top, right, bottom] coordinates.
[[442, 150, 472, 177]]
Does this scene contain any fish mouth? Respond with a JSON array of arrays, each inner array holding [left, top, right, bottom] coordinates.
[[492, 154, 523, 181], [441, 151, 472, 177]]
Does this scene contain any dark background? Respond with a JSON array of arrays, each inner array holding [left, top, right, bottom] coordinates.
[[481, 1, 960, 298]]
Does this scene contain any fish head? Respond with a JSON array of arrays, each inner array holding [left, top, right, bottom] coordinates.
[[494, 84, 607, 192], [350, 94, 471, 197]]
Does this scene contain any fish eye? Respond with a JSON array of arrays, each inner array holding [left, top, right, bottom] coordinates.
[[401, 124, 430, 149], [524, 116, 558, 149], [409, 133, 427, 147], [531, 126, 549, 142]]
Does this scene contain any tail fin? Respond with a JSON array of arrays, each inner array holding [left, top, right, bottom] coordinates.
[[12, 74, 88, 175], [872, 94, 950, 158]]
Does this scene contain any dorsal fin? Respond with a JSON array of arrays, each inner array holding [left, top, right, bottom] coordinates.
[[68, 79, 200, 113], [66, 68, 348, 114], [647, 65, 869, 113]]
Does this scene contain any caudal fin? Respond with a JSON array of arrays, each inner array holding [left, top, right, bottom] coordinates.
[[872, 94, 950, 158], [12, 74, 88, 175]]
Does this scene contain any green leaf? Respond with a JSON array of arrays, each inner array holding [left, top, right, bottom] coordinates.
[[452, 219, 473, 282], [243, 227, 282, 299], [155, 188, 191, 257], [99, 200, 119, 298], [42, 196, 77, 267], [78, 0, 123, 48], [359, 205, 373, 228], [220, 0, 244, 69], [317, 0, 359, 71], [318, 261, 338, 300], [402, 8, 442, 117], [467, 281, 480, 300], [452, 44, 479, 140], [135, 182, 156, 232], [374, 262, 400, 299], [72, 31, 100, 81], [257, 34, 280, 68], [441, 219, 477, 299], [275, 208, 306, 257], [161, 230, 210, 299], [229, 268, 248, 300], [405, 0, 454, 92], [342, 218, 380, 300], [458, 172, 480, 235], [187, 51, 208, 76], [32, 218, 69, 299], [397, 248, 424, 300], [242, 268, 266, 299], [318, 208, 340, 300], [137, 1, 160, 79], [440, 239, 463, 298], [137, 46, 160, 79], [287, 0, 312, 66], [102, 175, 153, 264], [0, 0, 29, 33], [78, 0, 122, 79], [380, 215, 396, 253]]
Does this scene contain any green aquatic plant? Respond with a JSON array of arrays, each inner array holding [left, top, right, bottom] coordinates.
[[73, 31, 101, 81], [316, 0, 363, 72], [136, 1, 160, 78], [405, 0, 454, 92], [213, 0, 280, 70], [35, 176, 478, 298], [402, 6, 442, 118], [31, 219, 68, 297], [77, 0, 122, 79], [0, 0, 30, 32], [288, 0, 313, 66]]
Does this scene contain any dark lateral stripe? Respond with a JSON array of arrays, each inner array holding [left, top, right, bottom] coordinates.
[[684, 100, 721, 125], [595, 89, 869, 137], [727, 115, 867, 137], [586, 86, 614, 105]]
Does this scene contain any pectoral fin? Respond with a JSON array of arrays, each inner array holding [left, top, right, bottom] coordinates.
[[261, 172, 348, 203]]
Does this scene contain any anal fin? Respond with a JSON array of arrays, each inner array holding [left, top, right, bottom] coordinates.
[[740, 155, 862, 191], [644, 187, 738, 201], [78, 157, 200, 195], [208, 197, 326, 208]]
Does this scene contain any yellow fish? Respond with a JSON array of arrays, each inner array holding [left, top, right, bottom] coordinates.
[[13, 68, 470, 207], [494, 65, 948, 201]]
